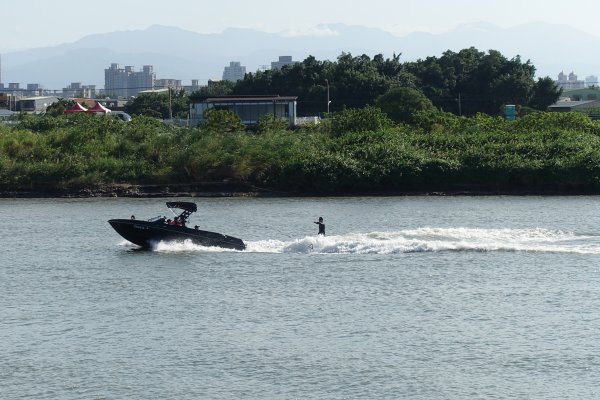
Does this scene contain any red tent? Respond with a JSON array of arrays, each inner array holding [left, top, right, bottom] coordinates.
[[64, 102, 88, 114], [86, 102, 111, 114]]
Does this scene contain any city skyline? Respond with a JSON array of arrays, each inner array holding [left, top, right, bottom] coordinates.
[[3, 58, 599, 100], [3, 0, 600, 52], [3, 6, 600, 92]]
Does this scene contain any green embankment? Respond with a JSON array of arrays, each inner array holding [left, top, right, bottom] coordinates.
[[2, 111, 600, 195]]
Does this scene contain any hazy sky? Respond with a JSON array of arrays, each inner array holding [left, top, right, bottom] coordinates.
[[3, 0, 599, 51]]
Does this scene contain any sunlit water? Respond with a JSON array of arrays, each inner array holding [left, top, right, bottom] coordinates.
[[2, 196, 600, 399]]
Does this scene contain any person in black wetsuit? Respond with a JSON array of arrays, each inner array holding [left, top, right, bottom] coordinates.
[[314, 217, 325, 235]]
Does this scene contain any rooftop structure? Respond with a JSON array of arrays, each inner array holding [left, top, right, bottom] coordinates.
[[548, 99, 600, 112]]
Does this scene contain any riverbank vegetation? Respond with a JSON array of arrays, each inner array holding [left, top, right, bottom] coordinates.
[[2, 109, 600, 195], [2, 46, 595, 196]]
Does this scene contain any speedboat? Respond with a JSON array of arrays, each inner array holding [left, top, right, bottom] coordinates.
[[108, 201, 246, 250]]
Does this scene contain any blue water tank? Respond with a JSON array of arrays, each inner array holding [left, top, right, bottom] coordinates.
[[505, 105, 516, 121]]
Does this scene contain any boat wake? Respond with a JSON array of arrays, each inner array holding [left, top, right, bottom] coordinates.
[[121, 227, 600, 255], [118, 239, 240, 252]]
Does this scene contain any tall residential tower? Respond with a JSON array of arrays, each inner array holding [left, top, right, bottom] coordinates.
[[105, 64, 155, 97], [222, 62, 246, 82]]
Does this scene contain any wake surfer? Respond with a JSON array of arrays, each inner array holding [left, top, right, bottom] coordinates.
[[314, 217, 325, 236]]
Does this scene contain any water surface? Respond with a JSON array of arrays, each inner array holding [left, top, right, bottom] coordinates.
[[2, 196, 600, 399]]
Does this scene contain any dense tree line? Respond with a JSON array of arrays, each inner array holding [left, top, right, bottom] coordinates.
[[404, 48, 560, 115], [123, 47, 562, 120], [232, 48, 561, 117]]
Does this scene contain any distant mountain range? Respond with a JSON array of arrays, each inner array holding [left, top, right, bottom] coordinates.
[[2, 22, 599, 89]]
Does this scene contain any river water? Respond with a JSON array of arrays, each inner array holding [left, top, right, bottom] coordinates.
[[2, 196, 600, 399]]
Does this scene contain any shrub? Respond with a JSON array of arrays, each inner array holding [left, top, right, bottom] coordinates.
[[330, 106, 393, 136]]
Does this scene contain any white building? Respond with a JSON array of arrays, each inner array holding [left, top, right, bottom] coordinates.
[[104, 64, 155, 97], [585, 75, 598, 88], [18, 96, 60, 113], [155, 79, 183, 90], [556, 71, 585, 90], [62, 82, 96, 98], [222, 62, 246, 82]]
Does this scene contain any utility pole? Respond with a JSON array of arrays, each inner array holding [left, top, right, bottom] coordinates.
[[325, 79, 330, 114], [168, 85, 173, 120]]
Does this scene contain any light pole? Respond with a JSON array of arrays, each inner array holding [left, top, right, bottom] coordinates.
[[168, 84, 173, 120], [325, 79, 330, 114]]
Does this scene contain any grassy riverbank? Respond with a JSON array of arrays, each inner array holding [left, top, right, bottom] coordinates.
[[2, 110, 600, 196]]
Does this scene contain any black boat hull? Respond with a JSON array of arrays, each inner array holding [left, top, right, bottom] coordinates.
[[108, 219, 246, 251]]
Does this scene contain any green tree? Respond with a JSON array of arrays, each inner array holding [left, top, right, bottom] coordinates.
[[328, 53, 391, 110], [235, 55, 334, 116], [375, 87, 435, 124], [202, 109, 245, 133], [45, 98, 75, 117], [125, 90, 189, 119], [125, 92, 169, 118], [529, 77, 562, 110], [256, 114, 289, 134], [405, 47, 556, 116], [188, 80, 235, 102], [329, 106, 393, 136], [233, 53, 416, 116], [170, 89, 190, 119]]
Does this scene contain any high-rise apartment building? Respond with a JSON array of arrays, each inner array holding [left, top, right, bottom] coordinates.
[[222, 62, 246, 82], [271, 56, 296, 70], [105, 64, 156, 97], [26, 84, 42, 96], [155, 79, 183, 90], [585, 75, 598, 88], [62, 82, 97, 98], [556, 71, 585, 90]]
